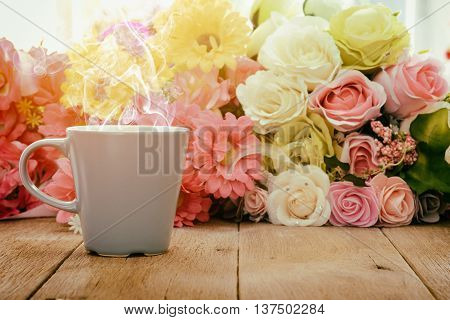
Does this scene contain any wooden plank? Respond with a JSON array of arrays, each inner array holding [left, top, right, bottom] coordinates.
[[239, 223, 434, 299], [33, 220, 238, 299], [382, 222, 450, 300], [0, 218, 82, 299]]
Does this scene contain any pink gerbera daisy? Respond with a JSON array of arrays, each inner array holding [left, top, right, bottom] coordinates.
[[174, 191, 211, 227], [191, 112, 262, 199], [182, 155, 205, 193]]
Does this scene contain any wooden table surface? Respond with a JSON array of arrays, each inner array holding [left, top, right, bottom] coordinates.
[[0, 218, 448, 300]]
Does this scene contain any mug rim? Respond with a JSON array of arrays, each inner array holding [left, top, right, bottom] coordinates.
[[66, 125, 189, 134]]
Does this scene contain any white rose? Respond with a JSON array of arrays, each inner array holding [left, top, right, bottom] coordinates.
[[236, 70, 308, 134], [267, 165, 331, 226], [248, 12, 288, 58], [258, 16, 342, 91]]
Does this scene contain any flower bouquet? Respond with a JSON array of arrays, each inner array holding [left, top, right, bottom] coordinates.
[[0, 38, 82, 227], [1, 0, 449, 231]]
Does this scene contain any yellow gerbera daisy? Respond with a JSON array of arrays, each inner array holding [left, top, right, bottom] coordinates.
[[152, 0, 191, 32], [158, 0, 251, 72]]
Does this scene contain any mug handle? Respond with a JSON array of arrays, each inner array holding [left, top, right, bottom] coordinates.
[[19, 138, 79, 213]]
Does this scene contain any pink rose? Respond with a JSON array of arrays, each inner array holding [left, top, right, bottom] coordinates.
[[0, 38, 20, 110], [341, 133, 381, 177], [309, 70, 386, 132], [374, 55, 448, 119], [328, 182, 379, 227], [243, 187, 268, 221], [370, 173, 415, 226]]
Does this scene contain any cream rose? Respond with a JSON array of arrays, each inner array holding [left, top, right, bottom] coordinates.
[[267, 165, 331, 226], [236, 70, 308, 134], [258, 16, 342, 91]]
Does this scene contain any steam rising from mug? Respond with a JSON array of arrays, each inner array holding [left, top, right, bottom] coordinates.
[[30, 4, 179, 130]]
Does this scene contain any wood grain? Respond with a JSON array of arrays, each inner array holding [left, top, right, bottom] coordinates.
[[239, 223, 434, 299], [382, 222, 450, 299], [3, 218, 448, 300], [32, 219, 238, 299], [0, 218, 82, 299]]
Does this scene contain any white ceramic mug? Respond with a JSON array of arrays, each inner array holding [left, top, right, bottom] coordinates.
[[19, 125, 189, 257]]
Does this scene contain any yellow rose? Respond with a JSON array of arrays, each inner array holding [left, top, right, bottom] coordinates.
[[329, 4, 410, 72], [270, 112, 335, 171]]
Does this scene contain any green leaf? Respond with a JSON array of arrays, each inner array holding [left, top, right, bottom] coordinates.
[[342, 174, 367, 187], [404, 143, 450, 194], [443, 192, 450, 203], [410, 108, 450, 152], [417, 49, 430, 55], [324, 155, 350, 171], [386, 163, 404, 177]]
